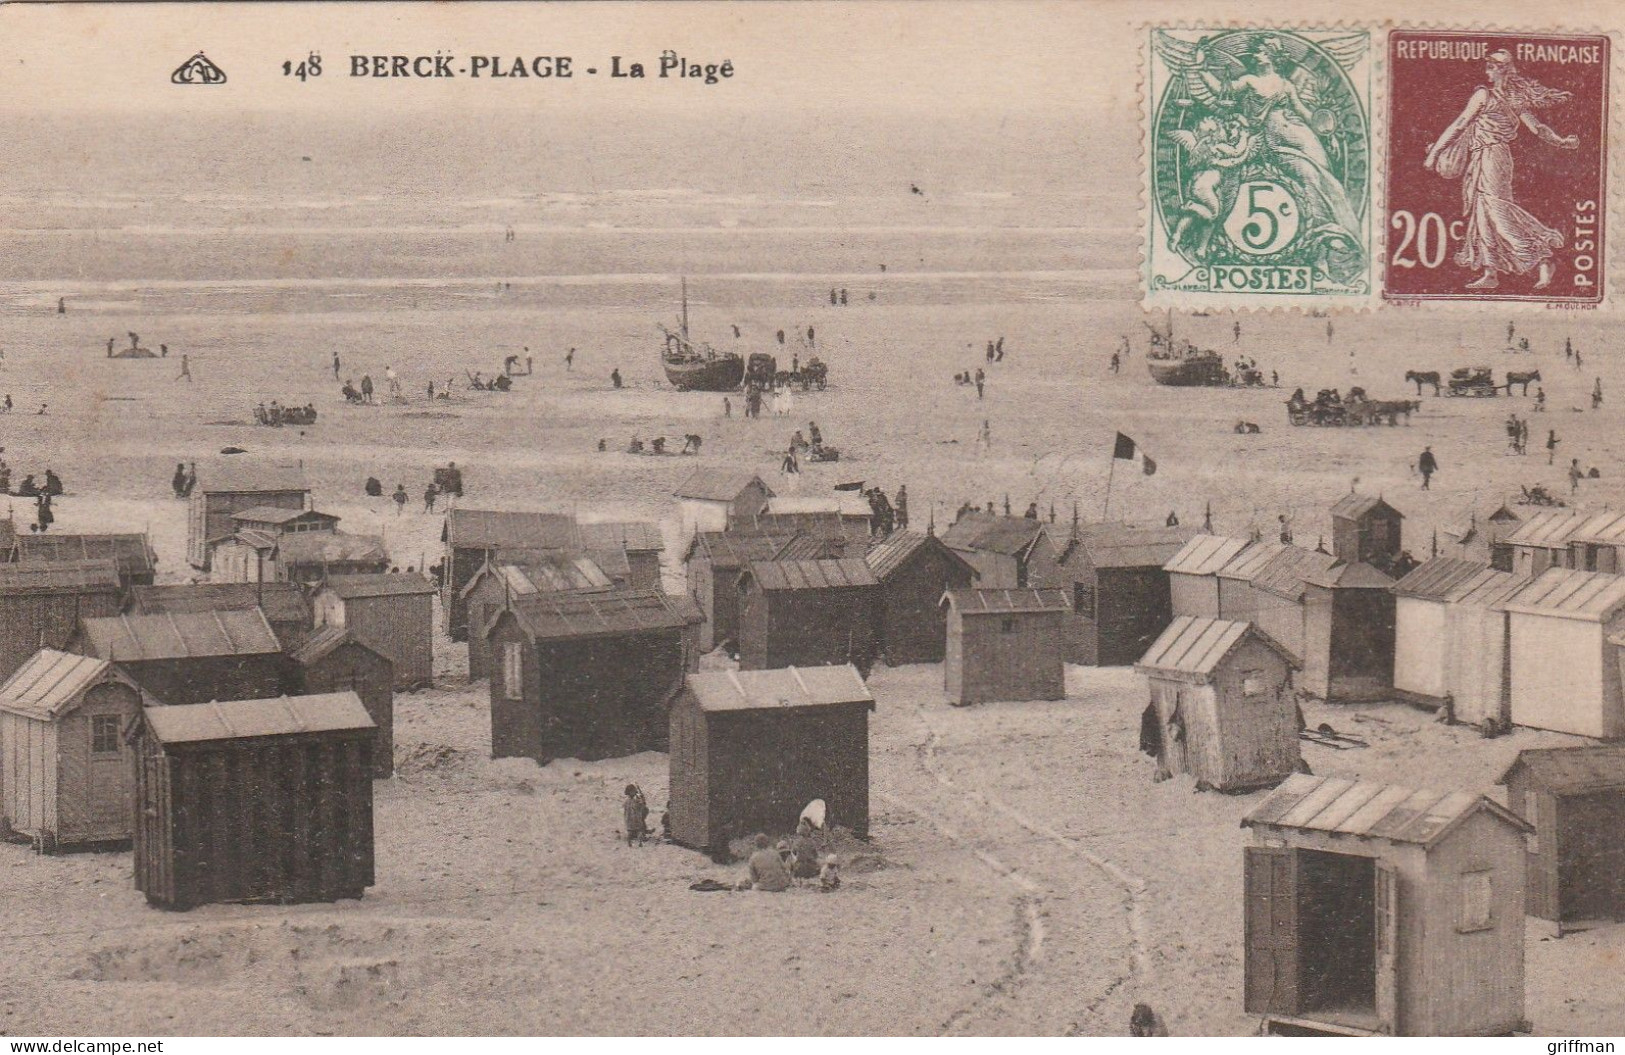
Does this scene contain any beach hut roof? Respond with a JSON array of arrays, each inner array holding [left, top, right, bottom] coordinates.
[[865, 531, 975, 582], [13, 533, 157, 576], [941, 587, 1070, 615], [1570, 510, 1625, 546], [498, 591, 689, 643], [1242, 773, 1529, 848], [683, 530, 798, 568], [575, 520, 664, 554], [1216, 540, 1286, 582], [1135, 616, 1296, 678], [765, 494, 872, 519], [320, 572, 435, 599], [276, 533, 390, 567], [1498, 568, 1625, 622], [228, 506, 339, 527], [1163, 534, 1252, 575], [686, 665, 874, 713], [1498, 745, 1625, 795], [741, 559, 877, 591], [1251, 547, 1340, 601], [773, 534, 853, 560], [1391, 557, 1492, 600], [673, 469, 772, 502], [0, 649, 128, 721], [1330, 493, 1403, 521], [1065, 523, 1191, 568], [441, 509, 577, 550], [728, 511, 849, 537], [460, 555, 615, 600], [1504, 508, 1592, 549], [79, 610, 282, 662], [142, 692, 374, 746], [0, 559, 120, 594], [941, 513, 1048, 557], [130, 582, 311, 627], [1303, 560, 1396, 590]]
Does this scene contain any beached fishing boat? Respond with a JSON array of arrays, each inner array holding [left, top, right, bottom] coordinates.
[[658, 279, 745, 392], [1143, 313, 1228, 387]]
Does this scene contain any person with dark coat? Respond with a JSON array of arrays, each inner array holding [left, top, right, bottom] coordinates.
[[365, 476, 383, 497], [1417, 446, 1438, 490], [43, 469, 62, 497], [742, 833, 791, 892], [895, 485, 908, 529], [392, 483, 408, 514], [623, 784, 649, 847], [172, 463, 188, 499], [34, 493, 52, 533], [610, 368, 622, 389], [423, 481, 438, 513], [789, 818, 821, 880]]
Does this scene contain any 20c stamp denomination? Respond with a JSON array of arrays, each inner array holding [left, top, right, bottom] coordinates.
[[1386, 31, 1609, 306], [1144, 27, 1375, 309]]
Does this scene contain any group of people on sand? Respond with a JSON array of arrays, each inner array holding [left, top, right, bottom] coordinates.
[[364, 473, 453, 515], [171, 462, 198, 499], [621, 786, 840, 893]]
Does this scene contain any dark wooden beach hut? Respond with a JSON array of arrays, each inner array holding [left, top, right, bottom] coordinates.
[[865, 530, 976, 664], [1299, 561, 1396, 702], [941, 588, 1069, 705], [486, 591, 690, 763], [674, 469, 773, 538], [131, 692, 376, 910], [575, 520, 665, 592], [940, 512, 1060, 590], [736, 559, 880, 673], [128, 581, 314, 653], [0, 650, 145, 850], [0, 559, 123, 685], [1242, 774, 1530, 1037], [683, 530, 797, 653], [73, 609, 288, 706], [1499, 745, 1625, 927], [293, 626, 396, 777], [440, 509, 577, 639], [461, 556, 616, 678], [668, 665, 874, 854], [312, 573, 435, 690], [186, 462, 309, 571], [1331, 493, 1405, 571], [12, 532, 158, 590], [1057, 522, 1189, 666]]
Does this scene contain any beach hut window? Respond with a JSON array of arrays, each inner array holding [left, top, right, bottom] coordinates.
[[502, 641, 523, 700], [91, 715, 121, 755], [1001, 618, 1017, 634], [1073, 584, 1096, 620], [1241, 671, 1265, 697], [1458, 870, 1493, 932]]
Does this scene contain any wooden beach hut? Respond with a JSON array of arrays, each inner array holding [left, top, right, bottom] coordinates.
[[1299, 561, 1396, 702], [12, 533, 157, 590], [312, 573, 436, 690], [1390, 558, 1527, 721], [0, 560, 123, 685], [1056, 523, 1189, 666], [1503, 509, 1590, 579], [674, 470, 773, 539], [865, 530, 976, 665], [668, 665, 874, 854], [292, 626, 396, 777], [575, 520, 665, 592], [735, 559, 880, 673], [1214, 540, 1284, 619], [1246, 546, 1341, 665], [1565, 510, 1625, 574], [1242, 774, 1531, 1037], [1499, 745, 1625, 927], [1441, 504, 1523, 570], [461, 555, 616, 678], [186, 463, 309, 571], [1498, 568, 1625, 738], [1165, 534, 1252, 619], [940, 512, 1060, 590], [1329, 494, 1405, 572], [131, 692, 376, 910], [1134, 617, 1299, 792], [761, 494, 873, 542], [439, 509, 578, 638], [73, 610, 289, 707], [128, 582, 313, 653], [213, 530, 390, 585], [941, 588, 1068, 705], [683, 531, 797, 653], [0, 650, 145, 850], [228, 507, 340, 537], [486, 591, 690, 762]]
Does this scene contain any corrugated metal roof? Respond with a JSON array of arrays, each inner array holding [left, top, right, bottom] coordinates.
[[1134, 616, 1250, 676], [0, 649, 121, 720], [276, 532, 389, 567], [504, 591, 690, 642], [443, 509, 577, 551], [685, 531, 798, 569], [228, 529, 280, 552], [1163, 535, 1252, 575], [575, 520, 664, 553], [942, 588, 1070, 614], [1303, 561, 1396, 590], [13, 533, 157, 576], [729, 511, 853, 538], [1330, 494, 1402, 521], [774, 534, 853, 560], [687, 665, 873, 713], [1243, 773, 1529, 846], [459, 556, 615, 601], [0, 559, 121, 594], [765, 494, 873, 519], [320, 572, 435, 599], [673, 469, 771, 503], [143, 692, 374, 746], [291, 625, 354, 665], [229, 507, 339, 527], [1391, 557, 1490, 600], [941, 513, 1049, 557], [1070, 523, 1192, 569], [1498, 745, 1625, 795], [1451, 567, 1531, 607], [1504, 508, 1592, 548], [1500, 568, 1625, 622], [743, 559, 878, 591], [80, 609, 282, 661], [1251, 547, 1341, 601], [1217, 541, 1285, 582], [130, 582, 311, 627], [1570, 510, 1625, 546], [200, 462, 308, 495], [864, 531, 974, 582]]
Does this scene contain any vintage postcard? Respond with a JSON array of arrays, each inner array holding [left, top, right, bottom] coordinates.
[[5, 0, 1625, 1044]]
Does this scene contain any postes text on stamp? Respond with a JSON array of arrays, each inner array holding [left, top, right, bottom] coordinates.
[[1386, 31, 1609, 305], [1145, 27, 1374, 308]]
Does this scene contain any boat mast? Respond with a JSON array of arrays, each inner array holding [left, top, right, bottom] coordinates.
[[681, 277, 689, 338]]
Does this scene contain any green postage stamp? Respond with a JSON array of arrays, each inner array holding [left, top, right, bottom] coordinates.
[[1144, 27, 1376, 308]]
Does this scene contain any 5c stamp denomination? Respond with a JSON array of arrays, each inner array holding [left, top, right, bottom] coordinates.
[[1144, 27, 1375, 308], [1386, 31, 1609, 305]]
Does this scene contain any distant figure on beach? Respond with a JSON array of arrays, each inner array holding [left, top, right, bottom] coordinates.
[[566, 347, 575, 371], [1594, 378, 1604, 409], [333, 353, 341, 379], [1111, 351, 1121, 374], [504, 354, 519, 376], [57, 298, 64, 315], [1547, 429, 1560, 465], [781, 444, 799, 476], [36, 403, 46, 416], [1509, 321, 1517, 344], [1233, 321, 1241, 343], [977, 419, 992, 452], [1418, 446, 1438, 490], [986, 341, 995, 362], [895, 485, 908, 529], [34, 493, 52, 534], [365, 476, 382, 497], [1576, 348, 1584, 368], [3, 395, 12, 414], [731, 325, 741, 339], [392, 483, 408, 515], [160, 344, 168, 358], [106, 338, 114, 358], [172, 463, 188, 499], [1326, 320, 1334, 344], [423, 481, 438, 513], [1566, 337, 1573, 360], [995, 337, 1004, 361], [1166, 511, 1180, 527], [975, 368, 985, 399], [610, 368, 622, 389], [623, 784, 650, 847], [830, 288, 838, 306], [776, 329, 785, 345], [360, 374, 373, 403], [177, 354, 192, 382], [1570, 458, 1585, 494], [723, 397, 731, 419], [840, 288, 848, 306]]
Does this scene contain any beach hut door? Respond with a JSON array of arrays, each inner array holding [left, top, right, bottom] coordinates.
[[1374, 859, 1399, 1034], [1243, 845, 1299, 1016]]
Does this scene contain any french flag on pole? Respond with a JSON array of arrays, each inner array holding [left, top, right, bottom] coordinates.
[[1113, 432, 1157, 476]]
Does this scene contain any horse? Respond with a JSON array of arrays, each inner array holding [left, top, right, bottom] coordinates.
[[1405, 370, 1442, 396], [1506, 369, 1542, 396], [1366, 399, 1421, 425]]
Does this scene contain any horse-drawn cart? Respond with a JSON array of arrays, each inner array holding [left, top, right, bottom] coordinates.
[[1447, 366, 1498, 397]]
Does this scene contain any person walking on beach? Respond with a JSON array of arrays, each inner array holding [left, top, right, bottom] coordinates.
[[423, 480, 438, 513], [566, 347, 574, 371], [1547, 428, 1560, 465], [611, 368, 622, 389], [1326, 319, 1334, 344], [622, 784, 650, 847], [1565, 337, 1573, 360], [1418, 446, 1438, 490], [1111, 351, 1121, 373], [977, 419, 992, 453], [392, 483, 408, 515], [177, 354, 192, 382], [723, 397, 732, 419], [1233, 321, 1242, 344], [360, 374, 373, 403], [34, 493, 52, 534], [332, 353, 341, 379], [995, 337, 1005, 362], [1570, 458, 1585, 494], [57, 298, 65, 316], [986, 341, 996, 363], [106, 337, 114, 358], [1576, 348, 1585, 369], [895, 484, 908, 529], [975, 368, 985, 399], [1594, 378, 1604, 410]]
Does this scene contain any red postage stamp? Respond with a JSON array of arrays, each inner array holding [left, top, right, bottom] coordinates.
[[1385, 31, 1609, 305]]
